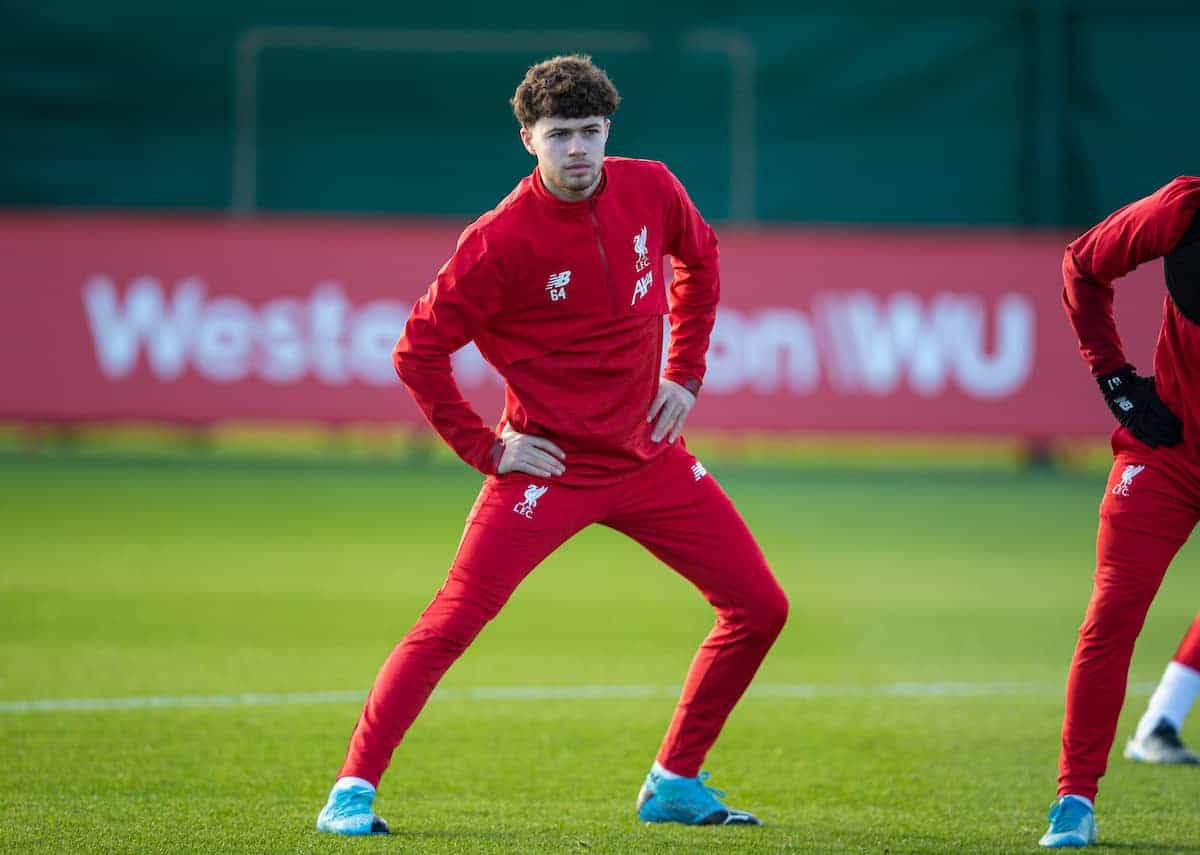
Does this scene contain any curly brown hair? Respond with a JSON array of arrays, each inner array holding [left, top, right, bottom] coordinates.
[[510, 54, 621, 127]]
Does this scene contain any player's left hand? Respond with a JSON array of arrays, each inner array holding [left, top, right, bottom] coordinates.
[[1097, 364, 1183, 448], [647, 377, 696, 443]]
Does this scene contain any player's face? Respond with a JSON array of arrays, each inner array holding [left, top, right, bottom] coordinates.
[[520, 116, 610, 201]]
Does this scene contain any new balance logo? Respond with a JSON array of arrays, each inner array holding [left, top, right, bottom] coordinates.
[[691, 461, 708, 481], [546, 271, 571, 302], [513, 484, 548, 518], [631, 271, 653, 307], [1112, 464, 1145, 497]]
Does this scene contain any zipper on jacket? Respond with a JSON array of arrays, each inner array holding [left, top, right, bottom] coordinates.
[[589, 200, 617, 315]]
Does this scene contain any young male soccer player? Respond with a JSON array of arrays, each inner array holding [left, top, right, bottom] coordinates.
[[316, 54, 789, 835], [1122, 615, 1200, 765], [1040, 175, 1200, 848]]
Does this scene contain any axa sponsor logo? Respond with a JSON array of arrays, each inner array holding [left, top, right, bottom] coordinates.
[[631, 271, 653, 307]]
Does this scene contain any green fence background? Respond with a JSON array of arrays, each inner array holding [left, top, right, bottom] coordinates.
[[2, 2, 1196, 225]]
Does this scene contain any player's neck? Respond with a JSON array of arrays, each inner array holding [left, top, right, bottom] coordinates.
[[538, 165, 602, 203]]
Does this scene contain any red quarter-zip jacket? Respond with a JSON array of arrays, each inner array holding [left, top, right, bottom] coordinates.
[[393, 157, 719, 484], [1063, 175, 1200, 453]]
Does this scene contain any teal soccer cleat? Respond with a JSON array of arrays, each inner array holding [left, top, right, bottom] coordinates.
[[1039, 795, 1096, 848], [636, 768, 762, 826], [316, 779, 389, 835]]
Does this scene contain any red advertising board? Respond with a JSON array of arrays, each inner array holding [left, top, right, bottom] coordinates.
[[0, 212, 1164, 437]]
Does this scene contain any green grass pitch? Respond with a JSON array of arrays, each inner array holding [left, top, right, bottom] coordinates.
[[3, 454, 1200, 853]]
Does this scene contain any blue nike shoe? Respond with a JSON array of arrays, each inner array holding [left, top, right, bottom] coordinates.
[[636, 768, 762, 826], [1038, 795, 1096, 848], [316, 779, 389, 835]]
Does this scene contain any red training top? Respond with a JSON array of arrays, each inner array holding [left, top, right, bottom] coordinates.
[[1063, 175, 1200, 452], [394, 157, 719, 484]]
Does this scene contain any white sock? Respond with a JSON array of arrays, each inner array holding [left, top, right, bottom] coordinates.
[[651, 760, 686, 779], [1062, 794, 1094, 811], [1135, 661, 1200, 741], [333, 776, 375, 793]]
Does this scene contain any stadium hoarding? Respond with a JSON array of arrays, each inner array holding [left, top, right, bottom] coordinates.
[[0, 213, 1162, 436]]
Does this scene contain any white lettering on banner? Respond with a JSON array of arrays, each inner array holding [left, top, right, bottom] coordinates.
[[193, 297, 254, 382], [81, 277, 1033, 399], [82, 277, 410, 387], [704, 309, 819, 395], [258, 298, 307, 382], [704, 292, 1033, 399], [450, 342, 496, 386], [821, 291, 1034, 398], [83, 275, 204, 380], [953, 294, 1035, 398], [829, 292, 948, 395], [310, 283, 350, 385], [351, 301, 410, 386]]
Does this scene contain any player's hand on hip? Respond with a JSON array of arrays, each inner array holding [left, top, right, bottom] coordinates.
[[647, 377, 696, 443], [497, 424, 566, 477], [1098, 364, 1184, 448]]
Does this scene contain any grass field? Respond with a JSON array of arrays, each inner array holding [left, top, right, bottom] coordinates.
[[3, 453, 1200, 853]]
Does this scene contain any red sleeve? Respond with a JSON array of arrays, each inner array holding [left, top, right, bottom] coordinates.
[[393, 224, 505, 474], [1063, 175, 1200, 376], [660, 165, 720, 395]]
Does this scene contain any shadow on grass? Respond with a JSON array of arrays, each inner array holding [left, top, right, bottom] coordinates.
[[380, 829, 519, 843], [758, 822, 1200, 854]]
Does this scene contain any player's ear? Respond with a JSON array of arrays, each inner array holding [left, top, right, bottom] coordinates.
[[519, 126, 537, 157]]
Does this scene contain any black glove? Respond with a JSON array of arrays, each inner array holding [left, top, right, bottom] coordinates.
[[1097, 364, 1183, 448]]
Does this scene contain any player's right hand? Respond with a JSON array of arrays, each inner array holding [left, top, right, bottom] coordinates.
[[1097, 364, 1183, 448], [497, 424, 566, 477]]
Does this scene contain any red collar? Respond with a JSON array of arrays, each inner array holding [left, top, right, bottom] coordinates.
[[530, 164, 608, 214]]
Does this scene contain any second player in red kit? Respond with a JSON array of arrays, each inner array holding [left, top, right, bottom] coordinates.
[[315, 55, 789, 835], [1040, 175, 1200, 848]]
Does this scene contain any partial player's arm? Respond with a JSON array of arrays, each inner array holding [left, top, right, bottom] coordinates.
[[660, 165, 719, 394], [647, 165, 720, 442], [1063, 175, 1200, 448], [393, 225, 507, 474], [1063, 176, 1200, 375]]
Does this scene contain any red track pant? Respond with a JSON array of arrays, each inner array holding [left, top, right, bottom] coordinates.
[[1173, 613, 1200, 668], [1059, 439, 1200, 800], [339, 443, 789, 787]]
